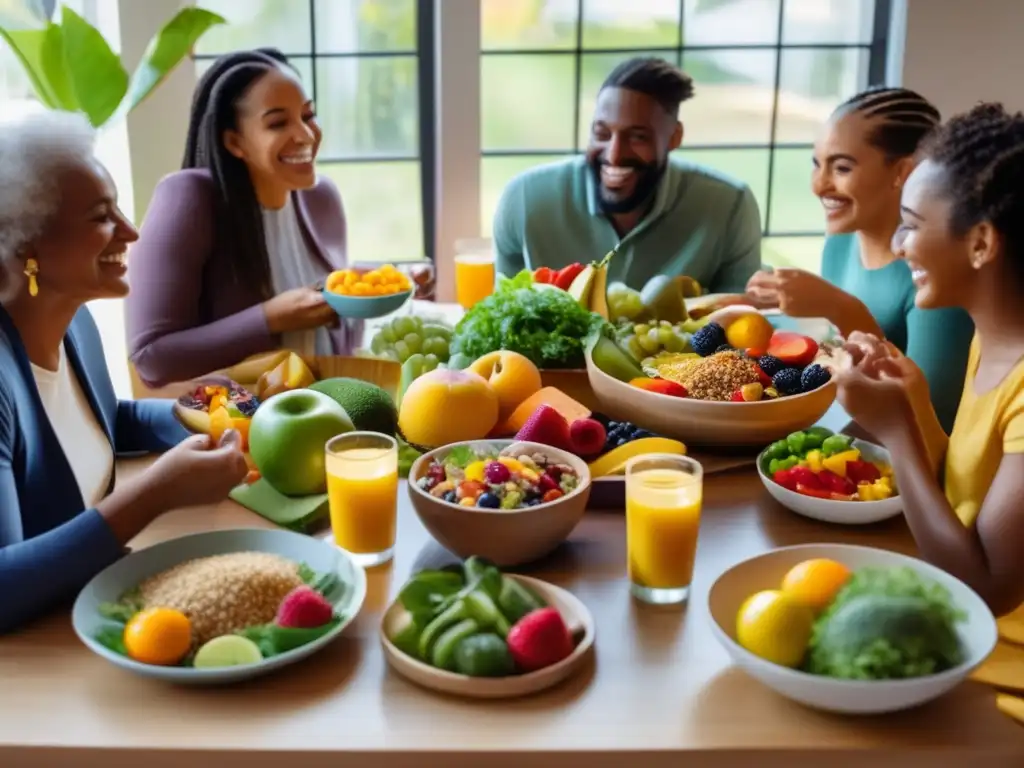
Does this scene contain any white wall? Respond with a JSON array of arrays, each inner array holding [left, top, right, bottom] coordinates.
[[898, 0, 1024, 116]]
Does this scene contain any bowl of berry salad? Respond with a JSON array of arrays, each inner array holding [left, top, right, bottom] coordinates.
[[408, 440, 591, 567]]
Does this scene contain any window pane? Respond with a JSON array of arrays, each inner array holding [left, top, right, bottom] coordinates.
[[316, 55, 418, 158], [577, 51, 678, 147], [582, 0, 681, 48], [314, 0, 417, 53], [767, 147, 819, 234], [678, 148, 768, 229], [482, 54, 575, 151], [762, 235, 824, 273], [681, 49, 776, 145], [480, 154, 575, 236], [775, 47, 869, 143], [481, 0, 578, 51], [193, 0, 312, 55], [318, 161, 423, 262], [195, 55, 315, 91], [782, 0, 874, 44], [682, 0, 781, 45]]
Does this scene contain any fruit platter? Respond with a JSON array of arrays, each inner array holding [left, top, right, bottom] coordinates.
[[757, 429, 903, 525], [707, 543, 997, 714], [381, 556, 595, 698], [72, 528, 367, 684]]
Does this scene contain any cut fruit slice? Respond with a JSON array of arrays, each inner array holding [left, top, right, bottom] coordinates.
[[586, 436, 687, 478], [970, 640, 1024, 692], [996, 693, 1024, 726], [766, 331, 819, 368], [998, 605, 1024, 646], [193, 635, 264, 669]]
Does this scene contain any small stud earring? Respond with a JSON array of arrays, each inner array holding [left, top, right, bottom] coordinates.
[[23, 258, 39, 297]]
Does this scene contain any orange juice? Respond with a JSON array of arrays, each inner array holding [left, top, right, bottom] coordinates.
[[454, 253, 495, 308], [326, 446, 398, 558], [626, 467, 702, 590]]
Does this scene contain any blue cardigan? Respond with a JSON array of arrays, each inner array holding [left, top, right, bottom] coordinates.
[[0, 305, 188, 633]]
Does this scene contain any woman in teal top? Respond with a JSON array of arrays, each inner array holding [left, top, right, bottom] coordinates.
[[747, 86, 974, 432]]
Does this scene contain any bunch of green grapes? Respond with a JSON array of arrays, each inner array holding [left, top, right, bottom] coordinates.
[[620, 321, 694, 361], [369, 315, 452, 363], [607, 283, 645, 322]]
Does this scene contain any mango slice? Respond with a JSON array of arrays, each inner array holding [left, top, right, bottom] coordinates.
[[587, 437, 686, 478], [971, 641, 1024, 692], [996, 693, 1024, 727], [998, 605, 1024, 646]]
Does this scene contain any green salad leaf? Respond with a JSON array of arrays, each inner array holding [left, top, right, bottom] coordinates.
[[95, 624, 128, 655], [449, 269, 612, 369]]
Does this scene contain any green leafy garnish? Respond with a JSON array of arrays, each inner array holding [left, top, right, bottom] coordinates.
[[444, 445, 478, 469], [449, 269, 612, 369], [238, 618, 342, 657], [95, 624, 128, 655]]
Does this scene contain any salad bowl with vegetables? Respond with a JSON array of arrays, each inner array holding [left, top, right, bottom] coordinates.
[[707, 543, 997, 714], [757, 428, 902, 524], [381, 556, 595, 698]]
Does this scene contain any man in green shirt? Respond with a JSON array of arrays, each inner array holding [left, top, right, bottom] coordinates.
[[493, 57, 763, 293]]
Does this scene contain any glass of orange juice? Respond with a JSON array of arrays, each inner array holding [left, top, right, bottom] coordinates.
[[625, 454, 703, 605], [325, 432, 399, 567], [454, 238, 495, 309]]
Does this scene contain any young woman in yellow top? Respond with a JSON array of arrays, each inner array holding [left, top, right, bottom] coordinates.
[[835, 102, 1024, 616]]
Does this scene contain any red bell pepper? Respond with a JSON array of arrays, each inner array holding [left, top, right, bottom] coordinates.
[[817, 469, 857, 496], [787, 466, 823, 489], [773, 468, 799, 492], [796, 484, 857, 502], [846, 459, 882, 484], [553, 262, 586, 290]]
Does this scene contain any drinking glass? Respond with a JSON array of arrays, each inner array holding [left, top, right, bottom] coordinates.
[[325, 432, 399, 567], [454, 238, 496, 309], [625, 454, 704, 605]]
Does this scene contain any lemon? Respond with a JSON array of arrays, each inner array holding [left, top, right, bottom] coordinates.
[[735, 589, 814, 668], [193, 635, 264, 669]]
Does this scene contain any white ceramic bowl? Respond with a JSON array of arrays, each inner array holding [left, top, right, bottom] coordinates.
[[73, 528, 367, 685], [706, 543, 998, 714], [381, 573, 595, 699], [757, 438, 903, 525]]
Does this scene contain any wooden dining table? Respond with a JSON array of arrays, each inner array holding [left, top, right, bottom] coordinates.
[[1, 456, 1022, 768]]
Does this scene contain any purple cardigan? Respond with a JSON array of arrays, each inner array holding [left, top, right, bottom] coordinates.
[[125, 169, 362, 387]]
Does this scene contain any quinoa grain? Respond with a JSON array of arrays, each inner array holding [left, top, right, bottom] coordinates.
[[683, 351, 760, 401]]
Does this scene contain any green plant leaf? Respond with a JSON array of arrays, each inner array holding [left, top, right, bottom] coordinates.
[[0, 21, 74, 108], [59, 6, 127, 126], [121, 7, 225, 115]]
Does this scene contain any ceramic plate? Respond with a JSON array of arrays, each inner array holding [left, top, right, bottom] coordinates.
[[72, 528, 367, 685], [380, 574, 595, 699]]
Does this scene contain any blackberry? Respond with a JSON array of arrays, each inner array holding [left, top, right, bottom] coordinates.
[[772, 368, 803, 396], [691, 322, 726, 357], [757, 354, 785, 377], [800, 363, 832, 392]]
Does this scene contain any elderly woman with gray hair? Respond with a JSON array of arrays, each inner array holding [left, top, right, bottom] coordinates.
[[0, 111, 248, 634]]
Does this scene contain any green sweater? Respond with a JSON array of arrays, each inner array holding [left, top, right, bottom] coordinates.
[[821, 233, 974, 433], [492, 155, 762, 293]]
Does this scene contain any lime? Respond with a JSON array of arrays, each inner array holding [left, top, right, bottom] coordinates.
[[735, 589, 814, 668], [454, 633, 514, 677], [193, 635, 264, 669]]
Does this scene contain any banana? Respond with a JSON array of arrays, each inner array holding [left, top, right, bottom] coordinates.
[[568, 249, 616, 319]]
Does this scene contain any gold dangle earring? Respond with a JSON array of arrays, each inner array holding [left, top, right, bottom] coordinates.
[[23, 258, 39, 297]]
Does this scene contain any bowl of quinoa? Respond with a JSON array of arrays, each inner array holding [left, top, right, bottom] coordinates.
[[72, 528, 366, 684], [586, 348, 837, 447]]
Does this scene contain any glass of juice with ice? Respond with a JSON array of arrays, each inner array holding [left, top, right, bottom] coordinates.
[[325, 432, 399, 567], [454, 238, 496, 309], [625, 454, 703, 605]]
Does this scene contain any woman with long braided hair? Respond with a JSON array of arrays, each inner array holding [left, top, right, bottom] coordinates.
[[835, 102, 1024, 615], [126, 48, 363, 387], [747, 86, 974, 432]]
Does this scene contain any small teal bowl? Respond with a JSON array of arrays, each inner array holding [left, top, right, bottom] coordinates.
[[322, 288, 412, 319]]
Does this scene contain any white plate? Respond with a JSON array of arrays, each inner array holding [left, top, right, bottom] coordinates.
[[706, 543, 997, 714], [72, 528, 367, 685], [757, 438, 903, 524], [381, 574, 595, 699]]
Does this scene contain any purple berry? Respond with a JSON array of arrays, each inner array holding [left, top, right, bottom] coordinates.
[[484, 461, 510, 484]]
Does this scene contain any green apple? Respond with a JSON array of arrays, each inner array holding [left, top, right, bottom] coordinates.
[[248, 389, 355, 496]]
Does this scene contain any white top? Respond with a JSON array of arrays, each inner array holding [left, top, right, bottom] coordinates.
[[261, 196, 333, 357], [30, 346, 114, 508]]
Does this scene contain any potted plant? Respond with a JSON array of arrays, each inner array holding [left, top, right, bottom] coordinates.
[[0, 1, 225, 127]]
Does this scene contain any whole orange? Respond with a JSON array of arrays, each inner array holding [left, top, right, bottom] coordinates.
[[123, 607, 193, 666], [780, 558, 852, 612]]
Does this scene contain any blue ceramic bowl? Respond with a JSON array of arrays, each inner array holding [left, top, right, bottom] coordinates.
[[322, 288, 412, 319]]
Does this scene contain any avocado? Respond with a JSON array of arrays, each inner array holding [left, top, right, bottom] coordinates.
[[309, 377, 397, 435]]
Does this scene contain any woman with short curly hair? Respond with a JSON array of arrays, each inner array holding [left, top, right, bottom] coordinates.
[[0, 110, 247, 634]]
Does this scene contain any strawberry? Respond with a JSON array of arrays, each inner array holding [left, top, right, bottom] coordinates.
[[275, 586, 334, 629], [569, 418, 606, 456], [515, 404, 573, 451], [506, 607, 575, 672], [752, 363, 773, 388], [533, 266, 555, 284], [845, 459, 881, 484], [817, 469, 857, 496], [787, 466, 823, 489]]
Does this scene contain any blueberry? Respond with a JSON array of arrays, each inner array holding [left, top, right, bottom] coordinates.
[[527, 498, 542, 506], [477, 492, 501, 509], [800, 363, 832, 392], [442, 490, 457, 503], [771, 368, 804, 396], [690, 322, 727, 357], [757, 354, 785, 377], [615, 437, 628, 447]]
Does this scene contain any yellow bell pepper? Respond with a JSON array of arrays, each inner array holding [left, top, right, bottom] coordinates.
[[822, 448, 861, 477], [857, 479, 895, 501], [804, 449, 824, 473], [464, 461, 486, 483]]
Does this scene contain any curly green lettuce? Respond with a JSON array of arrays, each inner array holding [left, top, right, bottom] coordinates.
[[449, 270, 611, 369]]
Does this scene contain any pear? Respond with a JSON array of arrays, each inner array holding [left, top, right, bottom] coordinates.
[[640, 275, 687, 323], [568, 249, 617, 316], [589, 265, 610, 319], [567, 264, 596, 307]]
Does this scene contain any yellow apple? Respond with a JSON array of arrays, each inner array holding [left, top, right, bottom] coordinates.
[[467, 350, 543, 421]]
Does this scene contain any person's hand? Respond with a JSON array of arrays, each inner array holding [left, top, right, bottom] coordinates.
[[262, 286, 338, 334], [834, 337, 922, 441], [745, 269, 780, 308], [768, 267, 850, 318], [142, 430, 249, 510]]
